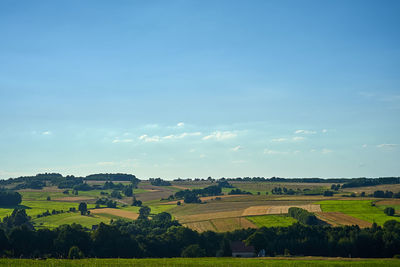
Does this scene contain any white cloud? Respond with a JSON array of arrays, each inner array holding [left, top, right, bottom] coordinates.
[[163, 132, 201, 140], [199, 154, 206, 158], [97, 161, 116, 166], [292, 136, 305, 141], [203, 131, 237, 141], [271, 138, 287, 142], [294, 130, 316, 135], [263, 149, 287, 155], [377, 144, 398, 150], [322, 129, 328, 133], [42, 131, 52, 135], [112, 138, 133, 143], [322, 149, 333, 154], [139, 135, 160, 143], [177, 122, 185, 127], [231, 146, 242, 151], [362, 144, 368, 148]]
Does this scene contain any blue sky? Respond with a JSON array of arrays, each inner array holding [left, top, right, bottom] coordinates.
[[0, 0, 399, 179]]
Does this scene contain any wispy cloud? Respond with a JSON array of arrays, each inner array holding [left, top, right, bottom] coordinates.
[[203, 131, 237, 141], [138, 135, 161, 143], [177, 122, 185, 127], [292, 136, 305, 141], [295, 129, 316, 135], [263, 149, 288, 155], [231, 145, 243, 151], [42, 131, 52, 135], [112, 138, 133, 143], [322, 148, 333, 154], [271, 138, 287, 142], [163, 132, 201, 140], [377, 144, 398, 150], [322, 129, 328, 133]]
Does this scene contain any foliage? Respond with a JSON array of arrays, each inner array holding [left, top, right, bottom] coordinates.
[[228, 189, 252, 195], [150, 178, 172, 186], [288, 207, 319, 225], [181, 244, 206, 257], [0, 190, 22, 206], [78, 203, 87, 215], [384, 207, 395, 216], [68, 246, 84, 259]]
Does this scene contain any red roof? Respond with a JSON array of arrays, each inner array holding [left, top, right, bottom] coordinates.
[[230, 241, 255, 253]]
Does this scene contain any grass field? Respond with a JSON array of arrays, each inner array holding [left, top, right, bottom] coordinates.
[[318, 200, 400, 225], [247, 215, 297, 227], [33, 212, 112, 229], [0, 258, 399, 267]]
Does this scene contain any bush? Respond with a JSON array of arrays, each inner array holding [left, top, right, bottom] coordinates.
[[384, 207, 395, 216], [288, 207, 319, 225], [68, 246, 84, 259], [181, 244, 206, 258]]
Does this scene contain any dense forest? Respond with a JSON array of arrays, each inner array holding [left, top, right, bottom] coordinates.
[[1, 206, 400, 259]]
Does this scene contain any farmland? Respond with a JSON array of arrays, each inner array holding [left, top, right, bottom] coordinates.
[[2, 178, 400, 231]]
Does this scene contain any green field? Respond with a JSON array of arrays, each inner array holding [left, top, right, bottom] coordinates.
[[247, 215, 297, 227], [33, 212, 112, 229], [318, 200, 400, 225], [0, 258, 398, 267]]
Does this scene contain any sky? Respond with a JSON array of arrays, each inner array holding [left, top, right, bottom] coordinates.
[[0, 0, 399, 179]]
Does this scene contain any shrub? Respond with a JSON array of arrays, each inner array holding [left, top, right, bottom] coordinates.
[[384, 207, 395, 216], [68, 246, 84, 259]]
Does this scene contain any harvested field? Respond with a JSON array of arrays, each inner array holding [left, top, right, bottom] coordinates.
[[161, 194, 247, 205], [176, 210, 244, 223], [184, 217, 256, 232], [211, 217, 256, 232], [315, 212, 372, 228], [90, 208, 138, 220], [184, 221, 216, 232], [54, 196, 95, 202], [135, 184, 177, 201], [375, 199, 400, 206], [242, 204, 321, 216]]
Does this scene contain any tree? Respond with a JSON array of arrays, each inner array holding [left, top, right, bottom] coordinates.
[[384, 207, 395, 216], [68, 246, 84, 259], [138, 206, 151, 220], [78, 202, 87, 215], [181, 244, 206, 257]]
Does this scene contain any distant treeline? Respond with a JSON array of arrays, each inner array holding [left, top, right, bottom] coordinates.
[[0, 173, 140, 190], [1, 207, 400, 259]]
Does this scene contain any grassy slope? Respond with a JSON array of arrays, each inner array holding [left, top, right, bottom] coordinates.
[[318, 200, 400, 225], [247, 215, 297, 227], [0, 258, 398, 267], [33, 212, 111, 229]]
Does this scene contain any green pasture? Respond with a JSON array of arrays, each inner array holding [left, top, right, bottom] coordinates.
[[318, 200, 400, 225], [247, 215, 297, 227], [0, 257, 398, 267], [0, 200, 97, 219], [33, 212, 111, 229]]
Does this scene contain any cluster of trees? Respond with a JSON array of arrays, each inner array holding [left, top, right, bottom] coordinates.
[[95, 198, 117, 208], [36, 209, 66, 218], [246, 221, 400, 258], [172, 185, 223, 203], [341, 177, 400, 189], [288, 207, 319, 225], [0, 190, 22, 206], [227, 189, 252, 195], [331, 184, 341, 191], [271, 187, 296, 195], [149, 178, 171, 186], [373, 190, 400, 198]]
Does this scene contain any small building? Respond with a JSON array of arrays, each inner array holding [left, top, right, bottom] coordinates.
[[230, 241, 255, 258]]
